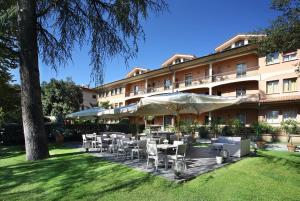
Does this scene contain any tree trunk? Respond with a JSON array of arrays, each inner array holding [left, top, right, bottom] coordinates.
[[17, 0, 49, 160]]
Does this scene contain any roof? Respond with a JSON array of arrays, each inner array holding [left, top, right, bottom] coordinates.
[[215, 34, 265, 52], [161, 54, 196, 67], [126, 67, 149, 78]]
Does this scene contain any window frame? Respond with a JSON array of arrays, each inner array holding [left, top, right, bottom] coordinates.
[[266, 110, 280, 124], [185, 74, 193, 87], [283, 52, 297, 62], [266, 80, 279, 94], [266, 52, 279, 65], [283, 78, 297, 93]]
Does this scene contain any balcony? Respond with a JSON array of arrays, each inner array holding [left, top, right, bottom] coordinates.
[[125, 66, 259, 98]]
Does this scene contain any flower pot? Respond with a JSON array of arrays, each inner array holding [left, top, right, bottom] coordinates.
[[287, 143, 297, 152], [56, 134, 64, 145], [216, 156, 223, 165]]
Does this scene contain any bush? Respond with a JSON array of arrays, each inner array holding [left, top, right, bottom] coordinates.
[[198, 126, 209, 138], [281, 119, 299, 143]]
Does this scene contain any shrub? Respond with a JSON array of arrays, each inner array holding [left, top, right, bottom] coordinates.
[[281, 119, 299, 143], [198, 126, 209, 138]]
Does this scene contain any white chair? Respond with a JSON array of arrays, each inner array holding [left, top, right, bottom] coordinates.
[[146, 143, 163, 170], [116, 139, 131, 159], [167, 144, 187, 170], [109, 137, 118, 154], [94, 137, 108, 153], [173, 140, 184, 146], [131, 140, 147, 160], [82, 135, 88, 148]]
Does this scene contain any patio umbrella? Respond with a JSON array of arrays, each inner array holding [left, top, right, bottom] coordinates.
[[97, 103, 138, 119], [66, 107, 104, 120], [137, 92, 241, 116], [136, 92, 242, 135]]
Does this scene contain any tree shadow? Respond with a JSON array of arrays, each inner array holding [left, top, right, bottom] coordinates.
[[0, 146, 163, 200]]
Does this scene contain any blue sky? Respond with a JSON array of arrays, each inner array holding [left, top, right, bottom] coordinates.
[[11, 0, 279, 87]]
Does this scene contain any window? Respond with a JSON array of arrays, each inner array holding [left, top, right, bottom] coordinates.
[[133, 85, 139, 95], [217, 91, 222, 96], [283, 110, 297, 121], [114, 88, 118, 94], [175, 58, 182, 64], [119, 102, 123, 107], [283, 52, 297, 62], [236, 113, 246, 124], [164, 79, 172, 90], [92, 94, 97, 99], [119, 87, 122, 94], [105, 91, 109, 97], [236, 63, 247, 77], [234, 40, 244, 48], [111, 89, 114, 96], [266, 52, 279, 65], [114, 103, 118, 108], [164, 115, 172, 126], [236, 88, 246, 97], [283, 78, 297, 92], [185, 74, 192, 86], [266, 80, 279, 94], [266, 111, 279, 123]]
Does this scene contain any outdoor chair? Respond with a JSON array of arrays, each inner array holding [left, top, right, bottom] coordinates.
[[109, 137, 118, 154], [167, 144, 187, 171], [146, 143, 163, 171], [94, 137, 108, 153], [116, 139, 131, 159], [82, 134, 89, 148], [131, 140, 147, 160], [173, 140, 184, 146]]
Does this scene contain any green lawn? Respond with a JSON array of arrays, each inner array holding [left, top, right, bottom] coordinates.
[[0, 145, 299, 201]]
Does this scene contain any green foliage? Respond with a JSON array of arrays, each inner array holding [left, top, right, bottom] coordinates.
[[228, 119, 244, 136], [0, 107, 4, 127], [281, 119, 299, 143], [210, 118, 223, 138], [250, 121, 275, 136], [0, 0, 167, 85], [198, 126, 209, 138], [254, 0, 300, 54], [41, 78, 83, 117], [99, 101, 112, 109]]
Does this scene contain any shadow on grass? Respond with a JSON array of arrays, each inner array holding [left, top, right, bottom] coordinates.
[[259, 151, 300, 170], [0, 146, 158, 200], [0, 146, 25, 160]]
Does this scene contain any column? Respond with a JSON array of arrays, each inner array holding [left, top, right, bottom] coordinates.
[[145, 79, 148, 94], [209, 63, 213, 83], [172, 71, 176, 92]]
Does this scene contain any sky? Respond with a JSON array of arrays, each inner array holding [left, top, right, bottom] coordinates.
[[11, 0, 279, 87]]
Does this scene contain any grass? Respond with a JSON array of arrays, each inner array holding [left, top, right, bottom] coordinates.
[[0, 145, 299, 201]]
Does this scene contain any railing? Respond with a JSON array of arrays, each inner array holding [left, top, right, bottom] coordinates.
[[125, 66, 259, 98]]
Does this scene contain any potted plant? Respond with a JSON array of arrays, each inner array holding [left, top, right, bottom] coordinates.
[[281, 119, 298, 152], [251, 121, 267, 149]]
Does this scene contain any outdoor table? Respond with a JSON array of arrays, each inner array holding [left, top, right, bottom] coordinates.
[[157, 144, 177, 170]]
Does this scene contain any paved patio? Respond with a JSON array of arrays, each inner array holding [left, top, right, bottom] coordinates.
[[72, 143, 244, 183]]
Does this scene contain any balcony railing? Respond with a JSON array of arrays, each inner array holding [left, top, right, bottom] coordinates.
[[125, 66, 259, 98]]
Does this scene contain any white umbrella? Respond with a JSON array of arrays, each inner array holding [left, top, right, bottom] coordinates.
[[97, 103, 138, 119], [137, 92, 241, 135], [137, 92, 241, 116], [66, 107, 104, 119]]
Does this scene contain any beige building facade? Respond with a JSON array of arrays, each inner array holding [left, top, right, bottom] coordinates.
[[95, 34, 300, 127]]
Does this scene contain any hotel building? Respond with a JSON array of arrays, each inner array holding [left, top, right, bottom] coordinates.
[[95, 34, 300, 127]]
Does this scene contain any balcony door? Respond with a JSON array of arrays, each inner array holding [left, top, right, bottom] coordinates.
[[236, 63, 246, 78]]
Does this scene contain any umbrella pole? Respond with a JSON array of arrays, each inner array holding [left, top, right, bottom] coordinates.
[[176, 112, 181, 140]]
